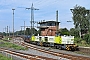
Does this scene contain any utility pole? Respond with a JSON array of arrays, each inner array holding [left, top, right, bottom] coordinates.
[[24, 21, 25, 35], [3, 28, 4, 36], [21, 27, 22, 35], [26, 3, 39, 36], [5, 27, 6, 37], [9, 26, 10, 36], [3, 27, 6, 37], [56, 10, 58, 34], [12, 9, 15, 38], [7, 26, 8, 37]]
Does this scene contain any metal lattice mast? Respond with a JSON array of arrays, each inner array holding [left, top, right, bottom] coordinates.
[[26, 3, 39, 36]]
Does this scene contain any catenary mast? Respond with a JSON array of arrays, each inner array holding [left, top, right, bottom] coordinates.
[[26, 3, 39, 36]]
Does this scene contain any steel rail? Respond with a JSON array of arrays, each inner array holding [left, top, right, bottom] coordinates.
[[0, 48, 56, 60], [20, 42, 90, 60]]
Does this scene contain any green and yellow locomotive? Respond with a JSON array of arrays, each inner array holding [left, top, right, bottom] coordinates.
[[30, 35, 78, 51]]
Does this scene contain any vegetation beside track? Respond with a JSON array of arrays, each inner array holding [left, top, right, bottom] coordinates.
[[74, 37, 90, 47], [76, 43, 90, 47], [0, 40, 27, 50], [2, 37, 12, 41], [0, 53, 12, 60], [75, 51, 90, 56]]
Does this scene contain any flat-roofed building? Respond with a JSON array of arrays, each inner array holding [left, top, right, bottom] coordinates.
[[38, 21, 60, 36]]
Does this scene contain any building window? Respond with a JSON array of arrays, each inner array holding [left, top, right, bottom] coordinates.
[[48, 22, 55, 26]]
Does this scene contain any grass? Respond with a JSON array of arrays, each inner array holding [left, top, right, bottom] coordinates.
[[0, 53, 12, 60], [0, 40, 27, 50], [0, 40, 26, 60], [2, 37, 12, 40]]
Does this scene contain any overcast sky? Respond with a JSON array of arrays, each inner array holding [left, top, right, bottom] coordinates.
[[0, 0, 90, 32]]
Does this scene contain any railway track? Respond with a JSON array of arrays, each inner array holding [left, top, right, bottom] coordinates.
[[0, 48, 57, 60], [19, 41, 90, 60]]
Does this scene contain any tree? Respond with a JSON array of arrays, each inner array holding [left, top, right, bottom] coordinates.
[[71, 5, 89, 38], [59, 28, 69, 35], [31, 28, 38, 36], [69, 28, 79, 37], [82, 34, 90, 44], [26, 28, 31, 35], [37, 29, 41, 35], [25, 28, 38, 36]]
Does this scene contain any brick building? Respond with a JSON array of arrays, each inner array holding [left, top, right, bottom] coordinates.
[[38, 21, 60, 36]]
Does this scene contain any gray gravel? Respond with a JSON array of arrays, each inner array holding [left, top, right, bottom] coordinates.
[[11, 38, 90, 60], [19, 48, 69, 60], [7, 38, 70, 60], [35, 45, 90, 58], [23, 43, 90, 58]]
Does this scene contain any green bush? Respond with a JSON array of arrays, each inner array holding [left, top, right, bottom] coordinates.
[[82, 34, 90, 44], [74, 37, 81, 43]]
